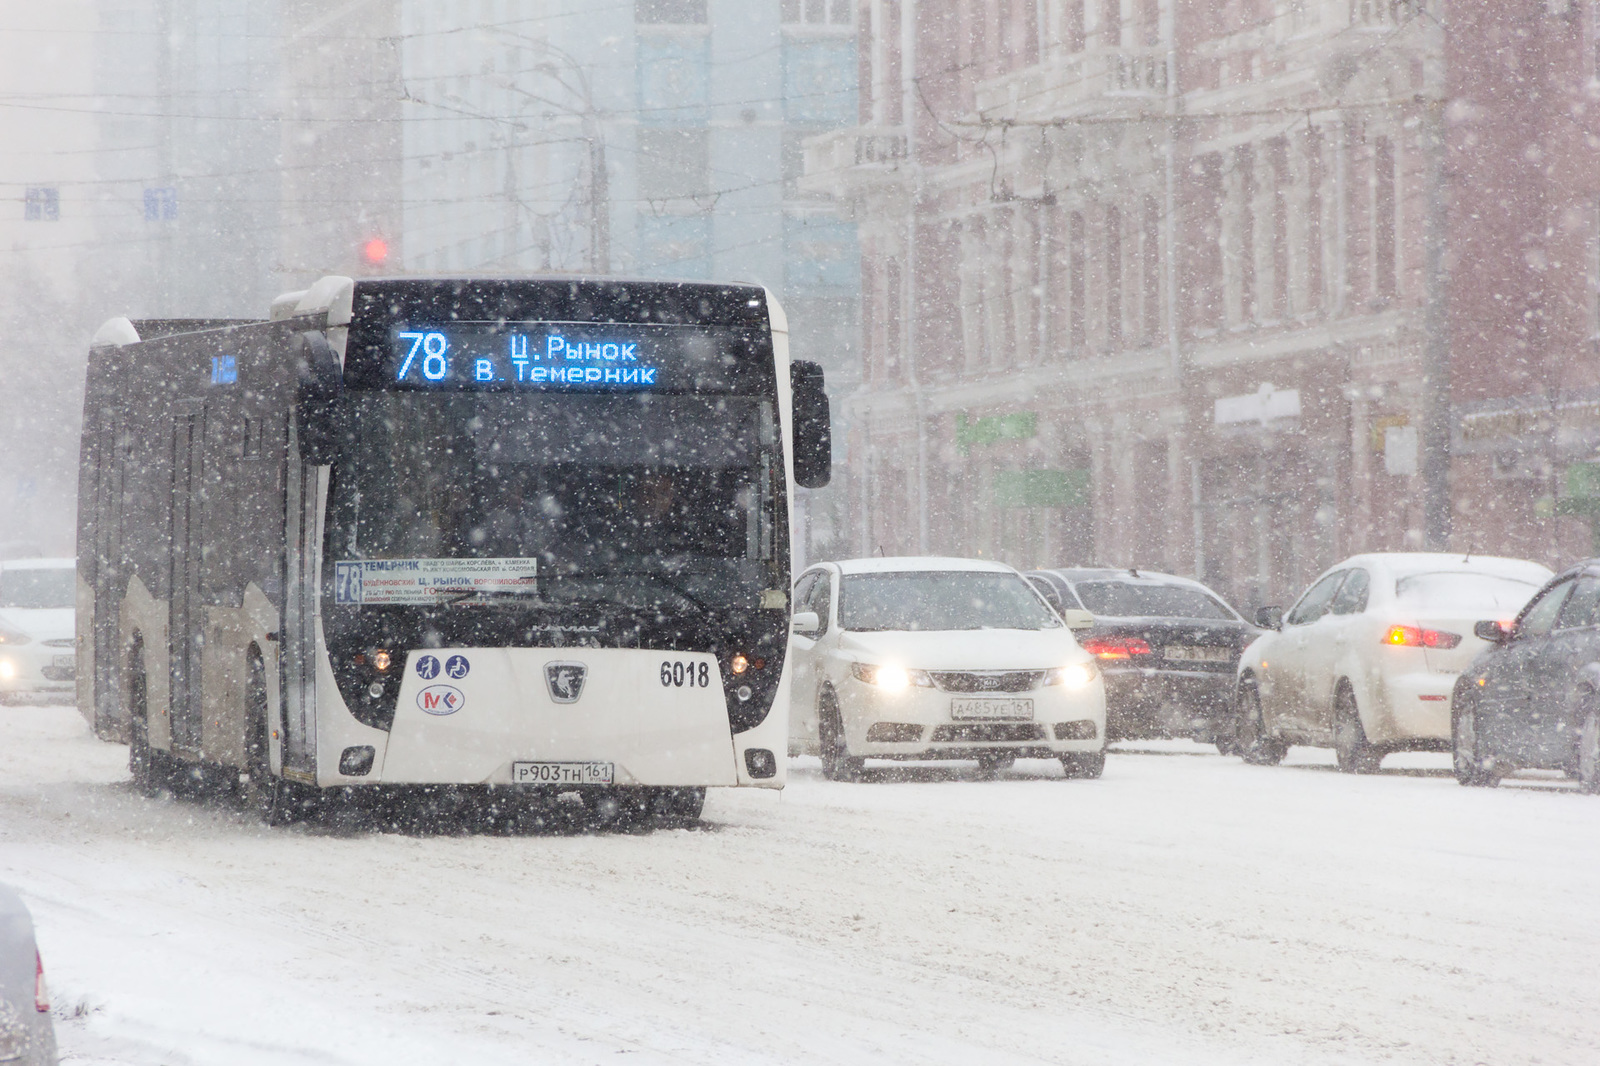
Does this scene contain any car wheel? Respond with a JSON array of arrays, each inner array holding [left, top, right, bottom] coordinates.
[[1234, 679, 1286, 766], [1579, 703, 1600, 796], [1059, 751, 1105, 779], [242, 657, 299, 826], [1333, 686, 1382, 774], [817, 689, 864, 782], [975, 752, 1015, 777], [1451, 689, 1498, 788]]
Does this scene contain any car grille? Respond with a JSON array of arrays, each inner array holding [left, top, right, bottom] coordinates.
[[929, 670, 1045, 693], [43, 638, 74, 648], [42, 663, 75, 681], [929, 723, 1046, 743]]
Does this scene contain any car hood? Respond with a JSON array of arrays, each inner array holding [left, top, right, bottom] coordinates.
[[837, 628, 1089, 670], [0, 607, 74, 642]]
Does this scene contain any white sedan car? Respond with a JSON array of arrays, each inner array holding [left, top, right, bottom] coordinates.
[[788, 557, 1106, 779], [0, 559, 76, 704], [1233, 552, 1551, 772]]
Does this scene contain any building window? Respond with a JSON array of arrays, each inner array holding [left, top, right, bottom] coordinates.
[[636, 128, 710, 201], [23, 187, 58, 221], [144, 186, 178, 221], [634, 0, 706, 24], [781, 0, 853, 25], [1374, 136, 1397, 301], [783, 38, 858, 124], [637, 36, 710, 124]]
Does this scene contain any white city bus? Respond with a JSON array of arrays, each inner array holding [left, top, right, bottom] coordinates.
[[76, 276, 830, 825]]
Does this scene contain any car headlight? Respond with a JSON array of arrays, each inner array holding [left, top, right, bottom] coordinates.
[[0, 622, 31, 646], [849, 662, 934, 690], [1044, 661, 1098, 689]]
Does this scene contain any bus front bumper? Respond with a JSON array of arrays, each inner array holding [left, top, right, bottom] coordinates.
[[361, 647, 782, 789]]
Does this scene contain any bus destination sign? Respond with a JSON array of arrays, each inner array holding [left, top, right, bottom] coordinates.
[[394, 327, 669, 391]]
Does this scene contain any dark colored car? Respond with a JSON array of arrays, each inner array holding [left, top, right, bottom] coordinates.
[[0, 883, 56, 1066], [1451, 561, 1600, 791], [1026, 568, 1258, 746]]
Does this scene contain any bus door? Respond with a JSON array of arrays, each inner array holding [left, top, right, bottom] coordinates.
[[280, 441, 319, 775], [91, 410, 125, 735], [167, 404, 206, 753]]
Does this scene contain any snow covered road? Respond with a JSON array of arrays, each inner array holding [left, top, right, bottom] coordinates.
[[3, 704, 1599, 1065]]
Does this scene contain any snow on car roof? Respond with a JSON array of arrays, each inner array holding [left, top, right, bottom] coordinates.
[[1034, 567, 1215, 590], [0, 557, 74, 571], [830, 556, 1020, 576], [1335, 552, 1551, 582]]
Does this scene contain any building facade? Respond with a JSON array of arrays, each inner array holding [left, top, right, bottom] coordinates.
[[397, 0, 862, 563], [810, 0, 1600, 611]]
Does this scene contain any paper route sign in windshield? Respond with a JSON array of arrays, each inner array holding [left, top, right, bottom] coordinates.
[[334, 558, 538, 606]]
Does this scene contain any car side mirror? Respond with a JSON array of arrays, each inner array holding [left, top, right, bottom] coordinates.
[[1059, 608, 1095, 630], [790, 361, 831, 489], [1473, 620, 1510, 644], [1255, 606, 1283, 631], [791, 610, 821, 637], [294, 330, 348, 465]]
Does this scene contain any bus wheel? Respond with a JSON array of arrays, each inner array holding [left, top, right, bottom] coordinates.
[[129, 713, 162, 798], [127, 655, 166, 798], [650, 787, 705, 827], [242, 658, 295, 826]]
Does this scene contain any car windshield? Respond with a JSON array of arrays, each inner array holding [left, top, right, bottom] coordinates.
[[838, 571, 1062, 632], [0, 568, 74, 609], [1070, 580, 1236, 620], [1395, 572, 1543, 614]]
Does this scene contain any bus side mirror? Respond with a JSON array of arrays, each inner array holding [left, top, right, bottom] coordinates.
[[294, 331, 347, 465], [790, 360, 831, 489], [1255, 606, 1283, 631]]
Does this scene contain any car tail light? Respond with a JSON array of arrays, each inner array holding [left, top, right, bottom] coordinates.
[[1079, 636, 1152, 660], [35, 950, 48, 1012], [1382, 625, 1461, 649]]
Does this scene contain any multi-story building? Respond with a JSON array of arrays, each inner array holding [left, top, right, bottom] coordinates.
[[811, 0, 1600, 610], [397, 0, 862, 562]]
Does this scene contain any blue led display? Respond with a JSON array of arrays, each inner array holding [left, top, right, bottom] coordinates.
[[210, 355, 237, 385], [394, 329, 664, 391]]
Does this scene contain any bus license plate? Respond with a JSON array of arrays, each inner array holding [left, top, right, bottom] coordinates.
[[511, 761, 614, 786], [950, 698, 1033, 722]]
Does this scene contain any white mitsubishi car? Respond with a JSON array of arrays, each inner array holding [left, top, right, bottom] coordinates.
[[1233, 552, 1550, 772], [0, 559, 77, 704], [788, 557, 1106, 779]]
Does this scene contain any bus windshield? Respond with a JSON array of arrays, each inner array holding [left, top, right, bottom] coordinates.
[[327, 391, 776, 611]]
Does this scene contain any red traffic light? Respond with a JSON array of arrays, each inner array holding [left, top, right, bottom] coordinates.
[[362, 237, 389, 264]]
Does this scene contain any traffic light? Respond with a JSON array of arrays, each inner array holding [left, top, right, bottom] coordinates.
[[362, 237, 389, 266]]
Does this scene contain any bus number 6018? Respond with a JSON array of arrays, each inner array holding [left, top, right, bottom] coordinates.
[[661, 661, 710, 688]]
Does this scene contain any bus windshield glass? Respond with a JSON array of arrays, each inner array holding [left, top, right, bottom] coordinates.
[[326, 390, 776, 611]]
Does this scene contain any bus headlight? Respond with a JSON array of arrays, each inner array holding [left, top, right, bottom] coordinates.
[[0, 659, 14, 680], [1045, 662, 1098, 689]]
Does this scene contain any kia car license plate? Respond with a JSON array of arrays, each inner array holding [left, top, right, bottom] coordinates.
[[950, 698, 1033, 721]]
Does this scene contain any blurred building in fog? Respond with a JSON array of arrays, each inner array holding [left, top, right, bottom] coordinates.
[[395, 0, 862, 565], [813, 0, 1600, 610]]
